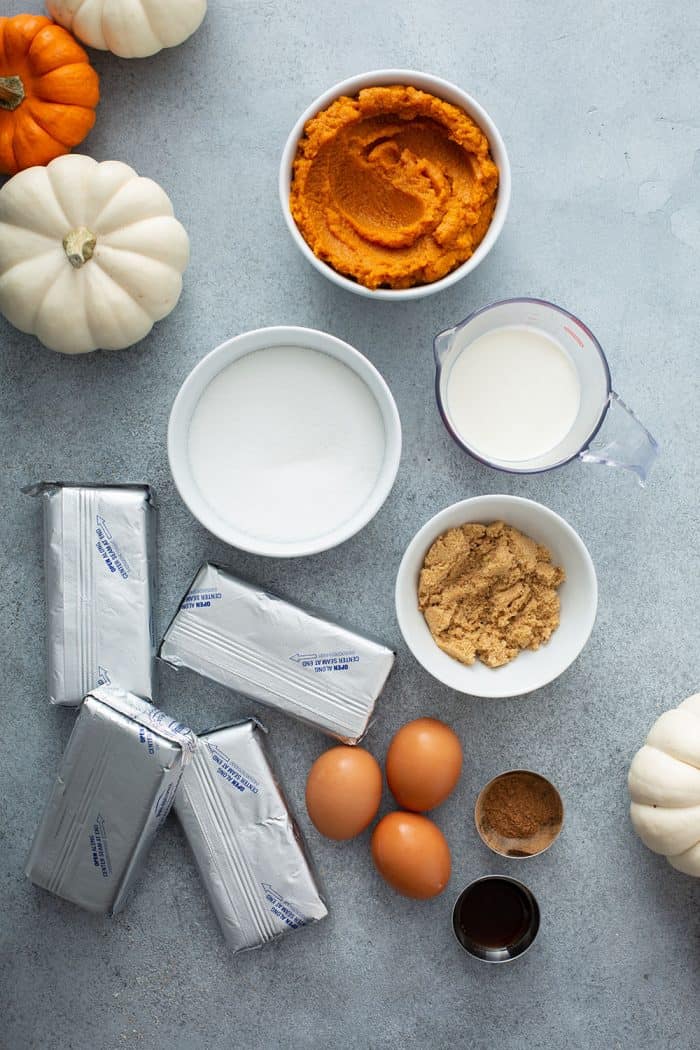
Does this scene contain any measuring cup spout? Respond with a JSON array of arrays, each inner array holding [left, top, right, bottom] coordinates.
[[433, 327, 457, 365], [579, 392, 659, 486]]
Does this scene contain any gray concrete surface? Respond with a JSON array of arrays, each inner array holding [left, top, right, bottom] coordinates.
[[1, 1, 699, 1047]]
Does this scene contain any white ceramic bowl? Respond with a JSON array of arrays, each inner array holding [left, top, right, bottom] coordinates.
[[168, 326, 402, 557], [395, 496, 597, 697], [279, 69, 511, 301]]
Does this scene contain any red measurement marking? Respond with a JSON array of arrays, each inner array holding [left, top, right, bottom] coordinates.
[[564, 325, 584, 347]]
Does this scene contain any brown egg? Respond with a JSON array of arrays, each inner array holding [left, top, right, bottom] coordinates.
[[386, 717, 463, 812], [305, 746, 382, 840], [371, 812, 451, 899]]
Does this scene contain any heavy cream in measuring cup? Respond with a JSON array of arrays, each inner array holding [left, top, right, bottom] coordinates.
[[187, 345, 386, 542], [446, 326, 581, 462]]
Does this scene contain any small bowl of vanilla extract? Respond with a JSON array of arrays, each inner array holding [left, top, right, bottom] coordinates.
[[452, 875, 540, 963]]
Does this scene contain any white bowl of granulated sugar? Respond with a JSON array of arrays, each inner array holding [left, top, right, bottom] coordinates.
[[168, 326, 402, 557]]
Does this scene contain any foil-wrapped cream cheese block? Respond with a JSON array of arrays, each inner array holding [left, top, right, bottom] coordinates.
[[159, 562, 395, 743], [25, 482, 158, 705], [175, 719, 328, 952], [25, 686, 195, 915], [25, 482, 158, 706]]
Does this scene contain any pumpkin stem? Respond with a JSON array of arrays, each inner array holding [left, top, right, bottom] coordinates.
[[0, 75, 25, 111], [63, 227, 97, 268]]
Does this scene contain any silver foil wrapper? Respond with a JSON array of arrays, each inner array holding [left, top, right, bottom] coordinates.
[[175, 719, 328, 952], [25, 482, 157, 706], [159, 562, 395, 743], [25, 686, 195, 915]]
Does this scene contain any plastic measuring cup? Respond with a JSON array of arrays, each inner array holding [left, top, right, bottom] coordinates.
[[434, 298, 659, 484]]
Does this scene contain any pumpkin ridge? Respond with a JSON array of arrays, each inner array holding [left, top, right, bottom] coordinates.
[[645, 742, 700, 774], [23, 98, 94, 148], [43, 163, 76, 230], [91, 180, 172, 232], [669, 841, 700, 874], [86, 265, 152, 347], [33, 64, 100, 107], [77, 161, 139, 226], [95, 240, 182, 276], [12, 109, 66, 171], [98, 215, 179, 242], [130, 0, 158, 43], [28, 25, 91, 75], [81, 278, 98, 347], [636, 799, 700, 810], [11, 252, 66, 332], [95, 211, 174, 236], [93, 251, 184, 325], [0, 223, 57, 273], [6, 121, 17, 175], [4, 15, 51, 64], [22, 100, 72, 147], [99, 7, 110, 53], [84, 269, 117, 346], [55, 0, 89, 33], [92, 243, 182, 285], [0, 245, 58, 280], [91, 194, 140, 234], [642, 743, 700, 776]]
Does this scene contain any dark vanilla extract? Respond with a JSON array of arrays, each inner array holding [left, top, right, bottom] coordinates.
[[454, 877, 533, 952]]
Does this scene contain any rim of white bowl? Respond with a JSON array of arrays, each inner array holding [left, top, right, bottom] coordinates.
[[395, 496, 598, 697], [279, 68, 511, 301], [168, 325, 402, 558]]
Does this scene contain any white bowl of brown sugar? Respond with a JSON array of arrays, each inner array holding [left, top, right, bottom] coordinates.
[[395, 495, 597, 698]]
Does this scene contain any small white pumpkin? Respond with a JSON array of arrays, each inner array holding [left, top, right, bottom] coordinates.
[[46, 0, 207, 59], [628, 692, 700, 877], [0, 154, 189, 354]]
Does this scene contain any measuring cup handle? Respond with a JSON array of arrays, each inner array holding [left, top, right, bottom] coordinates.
[[579, 391, 659, 486]]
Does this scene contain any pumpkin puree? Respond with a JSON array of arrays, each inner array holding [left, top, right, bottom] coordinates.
[[290, 85, 499, 290]]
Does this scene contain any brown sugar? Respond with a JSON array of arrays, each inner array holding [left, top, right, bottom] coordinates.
[[418, 521, 565, 668]]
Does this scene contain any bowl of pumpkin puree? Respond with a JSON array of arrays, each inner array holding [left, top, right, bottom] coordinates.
[[280, 69, 511, 299]]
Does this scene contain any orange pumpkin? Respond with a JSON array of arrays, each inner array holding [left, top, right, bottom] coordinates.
[[0, 15, 99, 176]]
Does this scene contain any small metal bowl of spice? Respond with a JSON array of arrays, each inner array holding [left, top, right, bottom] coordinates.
[[475, 769, 564, 858]]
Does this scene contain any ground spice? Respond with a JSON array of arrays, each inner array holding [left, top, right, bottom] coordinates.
[[477, 770, 563, 857]]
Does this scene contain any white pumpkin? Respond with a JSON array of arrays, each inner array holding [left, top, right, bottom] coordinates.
[[0, 154, 189, 354], [46, 0, 207, 59], [628, 692, 700, 876]]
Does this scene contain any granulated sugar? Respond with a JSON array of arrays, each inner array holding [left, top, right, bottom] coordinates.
[[187, 345, 386, 543]]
